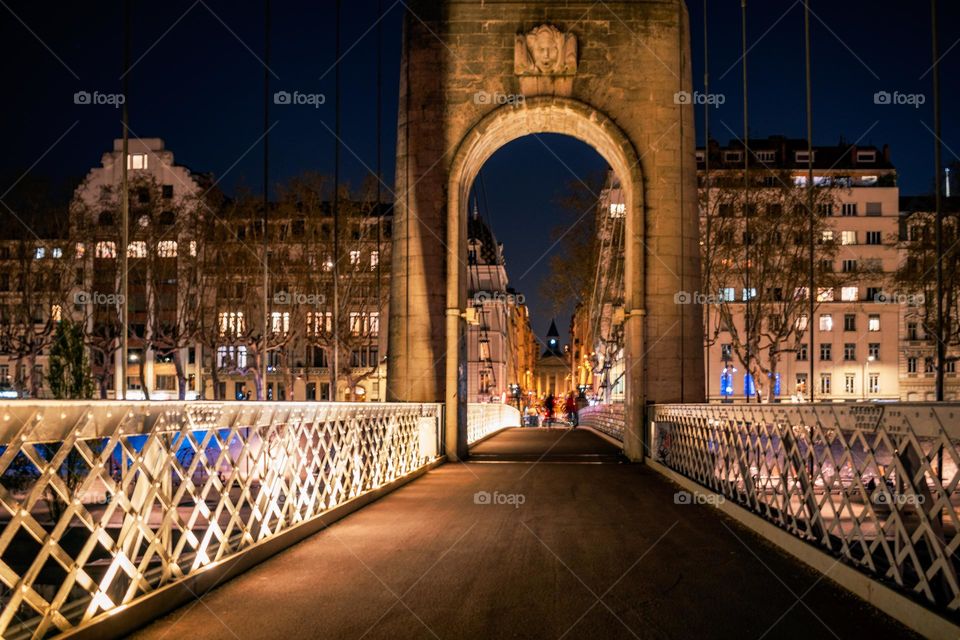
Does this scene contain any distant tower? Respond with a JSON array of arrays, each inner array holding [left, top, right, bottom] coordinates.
[[536, 319, 569, 397]]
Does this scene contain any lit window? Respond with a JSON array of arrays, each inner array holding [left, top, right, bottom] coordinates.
[[323, 256, 334, 272], [868, 373, 879, 393], [128, 241, 147, 258], [742, 288, 757, 301], [189, 241, 197, 257], [796, 315, 808, 331], [868, 314, 880, 332], [34, 247, 45, 259], [75, 243, 86, 258], [721, 287, 736, 302], [95, 241, 117, 259], [840, 287, 858, 302], [821, 230, 833, 243], [609, 202, 626, 217], [370, 251, 379, 269], [307, 311, 332, 335], [127, 153, 148, 170], [819, 314, 833, 331], [51, 247, 62, 259], [51, 304, 62, 322], [841, 230, 857, 245], [817, 288, 834, 302], [271, 311, 290, 334], [218, 311, 245, 337], [350, 250, 361, 266], [157, 241, 178, 257]]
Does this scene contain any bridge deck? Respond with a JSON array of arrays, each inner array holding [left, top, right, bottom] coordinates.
[[469, 426, 625, 462], [132, 429, 914, 639]]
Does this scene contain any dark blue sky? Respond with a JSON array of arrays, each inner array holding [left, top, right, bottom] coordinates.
[[1, 0, 957, 341]]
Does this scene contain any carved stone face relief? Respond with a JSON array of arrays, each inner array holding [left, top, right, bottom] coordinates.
[[515, 25, 577, 76]]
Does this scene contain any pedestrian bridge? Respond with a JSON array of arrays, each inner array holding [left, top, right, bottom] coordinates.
[[0, 401, 957, 638]]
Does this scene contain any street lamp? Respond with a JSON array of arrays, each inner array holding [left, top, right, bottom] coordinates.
[[862, 355, 876, 400]]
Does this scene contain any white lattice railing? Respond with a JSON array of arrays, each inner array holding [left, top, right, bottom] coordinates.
[[578, 403, 625, 442], [0, 401, 441, 639], [467, 403, 521, 444], [650, 402, 960, 616]]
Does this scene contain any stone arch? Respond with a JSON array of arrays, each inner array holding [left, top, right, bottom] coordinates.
[[444, 97, 645, 456]]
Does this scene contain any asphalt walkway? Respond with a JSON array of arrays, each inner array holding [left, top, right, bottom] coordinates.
[[132, 428, 915, 640]]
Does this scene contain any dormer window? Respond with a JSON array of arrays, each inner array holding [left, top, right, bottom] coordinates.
[[724, 151, 743, 163], [795, 151, 814, 164], [756, 150, 775, 163], [695, 150, 705, 162], [127, 153, 148, 170], [856, 150, 876, 163]]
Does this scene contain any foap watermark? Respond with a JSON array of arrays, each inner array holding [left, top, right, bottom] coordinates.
[[74, 290, 124, 306], [274, 90, 326, 108], [74, 91, 125, 108], [674, 90, 725, 107], [474, 490, 526, 508], [872, 291, 925, 305], [873, 91, 926, 109], [674, 490, 725, 506], [473, 90, 525, 106], [674, 291, 726, 306], [473, 291, 525, 305], [273, 291, 326, 307], [871, 491, 925, 507]]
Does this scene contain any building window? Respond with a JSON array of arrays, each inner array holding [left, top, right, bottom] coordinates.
[[797, 343, 808, 361], [127, 153, 148, 170], [271, 311, 290, 334], [820, 373, 831, 394], [756, 150, 776, 162], [907, 357, 918, 374], [609, 202, 626, 217], [841, 203, 858, 217], [843, 314, 857, 332], [795, 151, 814, 163], [349, 250, 361, 266], [370, 251, 379, 269], [720, 369, 734, 397], [155, 375, 176, 391], [842, 259, 858, 273], [744, 374, 756, 397], [820, 230, 834, 243], [820, 343, 832, 361], [819, 314, 833, 331], [841, 287, 858, 302], [721, 287, 736, 302], [866, 231, 882, 245], [796, 372, 808, 396], [742, 287, 757, 301], [844, 373, 856, 394], [796, 315, 808, 331], [925, 357, 936, 374], [724, 150, 743, 163], [95, 241, 117, 259], [157, 241, 178, 257], [865, 202, 882, 216], [818, 203, 833, 216], [868, 314, 880, 331], [868, 373, 879, 393], [841, 230, 857, 245], [947, 361, 956, 374], [721, 343, 733, 360], [127, 241, 147, 258], [856, 150, 877, 163], [162, 184, 174, 199], [866, 287, 883, 302], [907, 322, 919, 340], [817, 288, 834, 302], [868, 343, 880, 359], [218, 311, 245, 337], [843, 343, 856, 361]]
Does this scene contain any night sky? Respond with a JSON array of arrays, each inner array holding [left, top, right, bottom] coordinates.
[[1, 0, 958, 344]]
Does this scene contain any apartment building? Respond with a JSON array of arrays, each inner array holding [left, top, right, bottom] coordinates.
[[699, 137, 902, 402]]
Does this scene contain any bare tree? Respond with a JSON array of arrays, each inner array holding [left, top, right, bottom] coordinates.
[[701, 169, 853, 402]]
